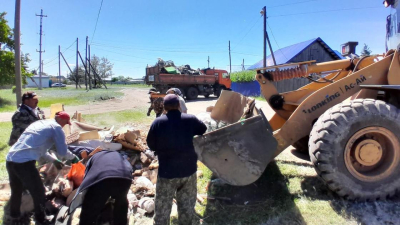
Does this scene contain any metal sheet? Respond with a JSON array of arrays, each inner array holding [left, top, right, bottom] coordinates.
[[194, 110, 277, 186]]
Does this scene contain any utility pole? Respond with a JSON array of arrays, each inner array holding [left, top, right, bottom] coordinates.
[[242, 59, 245, 71], [85, 36, 89, 90], [89, 45, 92, 88], [76, 38, 79, 88], [58, 45, 61, 88], [262, 6, 276, 66], [229, 41, 231, 74], [207, 56, 210, 68], [36, 9, 47, 89], [14, 0, 22, 106]]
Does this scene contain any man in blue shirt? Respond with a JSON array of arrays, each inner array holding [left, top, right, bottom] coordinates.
[[6, 111, 78, 225], [147, 94, 207, 225]]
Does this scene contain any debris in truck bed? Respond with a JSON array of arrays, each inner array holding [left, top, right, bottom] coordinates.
[[153, 58, 203, 76]]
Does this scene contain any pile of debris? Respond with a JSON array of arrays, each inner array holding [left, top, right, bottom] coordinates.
[[0, 111, 160, 224], [155, 58, 203, 75]]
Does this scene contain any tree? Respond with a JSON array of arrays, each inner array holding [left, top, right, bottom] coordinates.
[[0, 12, 14, 50], [0, 12, 31, 86], [360, 43, 372, 57], [68, 66, 85, 89], [90, 55, 113, 88], [91, 55, 113, 78]]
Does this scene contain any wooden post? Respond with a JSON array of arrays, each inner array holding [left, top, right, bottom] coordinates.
[[263, 6, 267, 68], [14, 0, 22, 106], [229, 41, 231, 74], [58, 45, 61, 88], [76, 38, 79, 88], [89, 45, 92, 88]]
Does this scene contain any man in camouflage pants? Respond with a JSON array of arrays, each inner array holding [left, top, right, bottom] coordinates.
[[8, 91, 45, 146], [147, 89, 164, 117], [147, 94, 207, 225]]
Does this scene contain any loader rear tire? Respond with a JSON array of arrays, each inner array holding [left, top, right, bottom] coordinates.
[[309, 99, 400, 201]]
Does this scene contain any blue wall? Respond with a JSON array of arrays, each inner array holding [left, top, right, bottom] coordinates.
[[231, 81, 260, 96]]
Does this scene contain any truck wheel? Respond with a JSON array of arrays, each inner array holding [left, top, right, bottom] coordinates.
[[293, 136, 309, 153], [186, 87, 199, 100], [214, 87, 222, 97], [309, 99, 400, 200]]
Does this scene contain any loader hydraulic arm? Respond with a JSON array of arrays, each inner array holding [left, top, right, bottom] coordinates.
[[255, 53, 392, 156]]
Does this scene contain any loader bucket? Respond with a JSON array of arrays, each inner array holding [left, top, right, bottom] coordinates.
[[194, 110, 277, 186]]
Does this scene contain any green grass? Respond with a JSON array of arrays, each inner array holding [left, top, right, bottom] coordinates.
[[0, 122, 11, 225], [0, 122, 11, 181], [0, 87, 125, 113], [230, 70, 257, 82], [192, 152, 400, 225], [253, 96, 266, 102], [82, 108, 153, 128]]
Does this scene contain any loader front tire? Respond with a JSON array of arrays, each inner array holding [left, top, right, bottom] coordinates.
[[309, 99, 400, 200]]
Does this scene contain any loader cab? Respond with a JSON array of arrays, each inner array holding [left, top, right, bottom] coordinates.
[[385, 0, 400, 50]]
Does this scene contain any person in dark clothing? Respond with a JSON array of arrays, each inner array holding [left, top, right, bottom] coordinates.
[[8, 91, 45, 146], [69, 150, 133, 225], [146, 94, 207, 225]]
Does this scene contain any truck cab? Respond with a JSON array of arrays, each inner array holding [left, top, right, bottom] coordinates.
[[202, 69, 232, 90]]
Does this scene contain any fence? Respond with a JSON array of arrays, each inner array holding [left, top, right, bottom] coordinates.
[[231, 78, 310, 97]]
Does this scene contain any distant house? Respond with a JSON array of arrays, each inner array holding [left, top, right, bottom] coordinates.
[[247, 37, 344, 93], [26, 75, 50, 88], [49, 75, 67, 83]]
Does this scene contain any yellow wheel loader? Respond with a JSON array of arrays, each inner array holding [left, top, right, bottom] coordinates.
[[194, 48, 400, 201]]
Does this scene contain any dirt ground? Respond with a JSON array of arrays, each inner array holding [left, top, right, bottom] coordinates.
[[0, 88, 274, 122]]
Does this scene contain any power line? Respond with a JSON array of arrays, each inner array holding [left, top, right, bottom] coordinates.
[[268, 0, 319, 8], [43, 40, 76, 65], [91, 0, 104, 43], [91, 42, 226, 54], [269, 6, 381, 18], [91, 46, 154, 60], [93, 39, 227, 48], [231, 51, 261, 57], [232, 16, 262, 50], [267, 23, 288, 61]]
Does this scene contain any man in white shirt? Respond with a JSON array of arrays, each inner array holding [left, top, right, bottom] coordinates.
[[166, 88, 187, 113], [6, 111, 78, 225]]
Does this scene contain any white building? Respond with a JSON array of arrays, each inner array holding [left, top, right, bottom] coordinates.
[[26, 75, 50, 88]]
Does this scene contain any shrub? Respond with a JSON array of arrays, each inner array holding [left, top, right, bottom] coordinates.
[[230, 70, 257, 82], [12, 86, 16, 93]]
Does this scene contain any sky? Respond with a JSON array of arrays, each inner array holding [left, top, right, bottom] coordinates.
[[1, 0, 390, 79]]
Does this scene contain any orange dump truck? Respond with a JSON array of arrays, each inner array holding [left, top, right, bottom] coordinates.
[[145, 65, 231, 100]]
